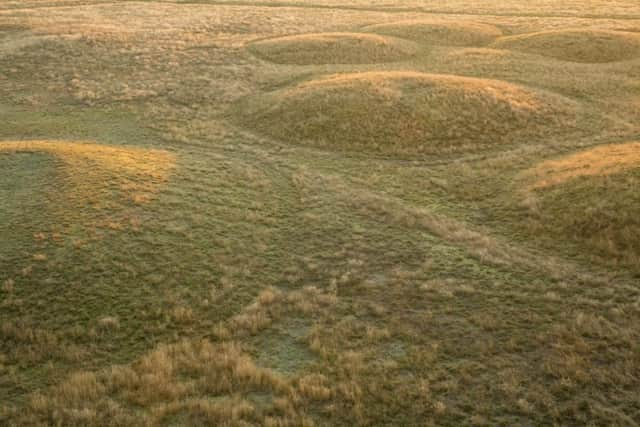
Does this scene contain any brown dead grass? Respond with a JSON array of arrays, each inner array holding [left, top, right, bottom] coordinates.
[[22, 340, 305, 426], [364, 20, 502, 46], [14, 285, 341, 426], [493, 29, 640, 63], [248, 32, 417, 65], [523, 142, 640, 189], [237, 71, 577, 155]]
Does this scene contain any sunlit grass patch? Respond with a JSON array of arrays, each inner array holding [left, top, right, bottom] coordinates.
[[1, 139, 174, 204], [0, 140, 175, 237], [523, 141, 640, 189]]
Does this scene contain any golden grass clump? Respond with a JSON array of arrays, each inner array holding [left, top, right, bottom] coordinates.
[[520, 142, 640, 267], [364, 20, 502, 46], [237, 71, 576, 155], [21, 339, 320, 426], [0, 140, 175, 224], [248, 32, 417, 65], [492, 29, 640, 63]]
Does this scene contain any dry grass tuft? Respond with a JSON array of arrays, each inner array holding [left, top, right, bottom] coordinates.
[[21, 339, 320, 426], [248, 32, 417, 64], [364, 20, 502, 46], [96, 316, 120, 331], [237, 71, 577, 155], [493, 29, 640, 63]]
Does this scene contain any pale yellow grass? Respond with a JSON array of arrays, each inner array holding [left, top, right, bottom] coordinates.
[[524, 142, 640, 189]]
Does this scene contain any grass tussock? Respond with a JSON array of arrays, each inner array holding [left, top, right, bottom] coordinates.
[[237, 71, 577, 155], [20, 340, 310, 426], [248, 32, 417, 65], [364, 20, 502, 46], [493, 29, 640, 63]]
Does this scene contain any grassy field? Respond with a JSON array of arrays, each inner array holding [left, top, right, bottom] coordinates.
[[1, 0, 640, 425]]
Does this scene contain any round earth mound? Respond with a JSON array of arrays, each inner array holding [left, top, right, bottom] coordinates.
[[0, 140, 175, 232], [235, 71, 577, 156], [492, 29, 640, 63], [247, 32, 417, 65], [0, 140, 174, 202], [363, 20, 502, 46], [520, 142, 640, 267]]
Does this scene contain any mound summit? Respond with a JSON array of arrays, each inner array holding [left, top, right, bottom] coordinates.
[[247, 32, 417, 65], [493, 29, 640, 63], [364, 20, 502, 46], [237, 71, 577, 155]]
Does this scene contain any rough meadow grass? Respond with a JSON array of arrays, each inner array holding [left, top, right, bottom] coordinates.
[[1, 0, 640, 425]]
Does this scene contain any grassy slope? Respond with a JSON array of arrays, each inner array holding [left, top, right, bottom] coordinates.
[[1, 1, 640, 425]]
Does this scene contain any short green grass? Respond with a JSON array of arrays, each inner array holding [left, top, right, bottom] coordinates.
[[1, 1, 640, 425]]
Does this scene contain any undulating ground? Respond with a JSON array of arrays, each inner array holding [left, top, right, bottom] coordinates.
[[1, 1, 640, 425]]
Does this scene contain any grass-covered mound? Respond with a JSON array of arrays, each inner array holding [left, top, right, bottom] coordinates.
[[493, 29, 640, 63], [247, 32, 417, 64], [364, 20, 502, 46], [0, 140, 175, 232], [0, 140, 174, 204], [521, 142, 640, 266], [236, 71, 577, 155]]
